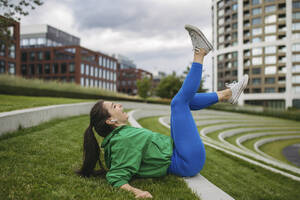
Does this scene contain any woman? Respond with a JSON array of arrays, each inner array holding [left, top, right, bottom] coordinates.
[[77, 25, 249, 199]]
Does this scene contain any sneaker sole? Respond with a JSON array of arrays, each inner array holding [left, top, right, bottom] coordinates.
[[184, 24, 214, 51], [232, 75, 249, 104]]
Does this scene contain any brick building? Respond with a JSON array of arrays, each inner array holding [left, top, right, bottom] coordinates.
[[0, 17, 20, 75]]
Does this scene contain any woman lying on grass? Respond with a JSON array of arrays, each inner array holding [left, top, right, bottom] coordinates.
[[77, 24, 249, 199]]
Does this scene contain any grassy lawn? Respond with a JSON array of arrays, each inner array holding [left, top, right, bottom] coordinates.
[[0, 94, 95, 113], [138, 116, 300, 200], [0, 114, 198, 200], [260, 138, 300, 166]]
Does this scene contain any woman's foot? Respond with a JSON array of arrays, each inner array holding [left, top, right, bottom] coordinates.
[[185, 24, 213, 53], [225, 75, 249, 104]]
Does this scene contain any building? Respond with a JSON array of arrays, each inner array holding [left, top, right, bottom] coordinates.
[[20, 45, 117, 91], [0, 16, 20, 75], [20, 24, 80, 48], [20, 25, 117, 91], [116, 54, 137, 69], [212, 0, 300, 109], [117, 67, 153, 95]]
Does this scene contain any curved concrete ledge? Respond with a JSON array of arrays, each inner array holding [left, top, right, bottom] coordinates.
[[255, 135, 300, 160], [0, 102, 96, 136]]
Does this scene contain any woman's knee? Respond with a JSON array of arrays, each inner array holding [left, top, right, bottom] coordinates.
[[171, 95, 185, 109]]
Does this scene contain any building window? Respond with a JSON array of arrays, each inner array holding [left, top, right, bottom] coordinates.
[[265, 66, 276, 74], [8, 62, 15, 74], [45, 51, 51, 60], [265, 35, 276, 42], [232, 4, 237, 11], [69, 63, 75, 73], [252, 27, 262, 36], [292, 43, 300, 52], [30, 64, 35, 75], [252, 47, 262, 55], [37, 38, 46, 45], [0, 60, 5, 74], [252, 57, 262, 65], [53, 63, 59, 74], [29, 38, 36, 45], [218, 18, 224, 25], [265, 25, 276, 33], [292, 54, 300, 62], [0, 42, 5, 57], [265, 46, 276, 54], [293, 1, 300, 8], [85, 78, 89, 87], [264, 15, 276, 24], [85, 64, 89, 75], [252, 37, 261, 43], [37, 64, 43, 74], [95, 68, 98, 77], [30, 52, 35, 61], [99, 68, 102, 78], [252, 68, 261, 75], [218, 9, 224, 17], [61, 63, 67, 74], [265, 77, 275, 84], [44, 64, 50, 74], [292, 23, 300, 31], [265, 5, 276, 13], [292, 65, 300, 73], [293, 12, 300, 20], [265, 56, 276, 64], [21, 39, 28, 46], [293, 75, 300, 83], [252, 7, 261, 15], [8, 44, 15, 58], [252, 17, 262, 25], [252, 78, 261, 85], [252, 0, 261, 5], [91, 66, 94, 76], [21, 52, 27, 62], [81, 64, 84, 74], [265, 87, 275, 93]]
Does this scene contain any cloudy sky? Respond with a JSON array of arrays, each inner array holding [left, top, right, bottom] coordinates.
[[21, 0, 213, 91]]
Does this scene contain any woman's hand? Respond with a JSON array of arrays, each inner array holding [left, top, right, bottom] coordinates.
[[134, 190, 153, 199], [120, 183, 153, 199]]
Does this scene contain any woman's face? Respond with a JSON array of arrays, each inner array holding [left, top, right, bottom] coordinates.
[[102, 101, 128, 126]]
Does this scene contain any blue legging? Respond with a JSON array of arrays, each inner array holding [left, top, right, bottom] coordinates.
[[167, 62, 219, 177]]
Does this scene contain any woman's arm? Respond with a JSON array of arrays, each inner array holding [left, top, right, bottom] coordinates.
[[121, 183, 152, 199]]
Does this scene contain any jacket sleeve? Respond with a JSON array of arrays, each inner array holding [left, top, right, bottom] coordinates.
[[106, 140, 143, 187]]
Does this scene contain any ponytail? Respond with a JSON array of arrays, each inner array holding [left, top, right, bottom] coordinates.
[[77, 124, 106, 177]]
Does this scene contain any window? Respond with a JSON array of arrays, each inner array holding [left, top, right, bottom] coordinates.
[[91, 66, 94, 76], [85, 78, 89, 87], [232, 4, 238, 11], [265, 56, 276, 64], [265, 87, 275, 93], [21, 39, 29, 46], [45, 51, 51, 60], [252, 57, 262, 65], [30, 64, 35, 75], [8, 44, 15, 58], [37, 52, 43, 60], [21, 64, 27, 75], [265, 35, 276, 42], [69, 63, 75, 73], [252, 37, 261, 43], [252, 27, 262, 36], [265, 46, 276, 54], [218, 0, 224, 8], [61, 63, 67, 74], [252, 47, 262, 55], [264, 15, 276, 24], [293, 75, 300, 83], [265, 5, 276, 13], [293, 1, 300, 8], [218, 27, 224, 34], [0, 42, 5, 57], [218, 9, 224, 17], [292, 54, 300, 62], [0, 60, 5, 74], [81, 64, 85, 74], [265, 25, 276, 33], [53, 63, 59, 74], [30, 52, 35, 61], [21, 52, 27, 62], [218, 18, 224, 25], [292, 65, 300, 73], [252, 7, 261, 15], [37, 64, 43, 74], [293, 43, 300, 52], [293, 12, 300, 20], [85, 64, 89, 75], [252, 68, 261, 74], [252, 17, 261, 25], [81, 77, 84, 86], [292, 23, 300, 31], [44, 64, 50, 74], [37, 38, 45, 45], [8, 62, 15, 74], [265, 66, 276, 74], [29, 38, 36, 45], [95, 68, 98, 77], [252, 78, 261, 85], [252, 0, 261, 5]]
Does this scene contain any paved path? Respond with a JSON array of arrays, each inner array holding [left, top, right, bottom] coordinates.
[[282, 143, 300, 167]]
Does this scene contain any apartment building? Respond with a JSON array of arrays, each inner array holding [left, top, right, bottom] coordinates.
[[212, 0, 300, 109]]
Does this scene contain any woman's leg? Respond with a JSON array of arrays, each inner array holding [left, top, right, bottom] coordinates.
[[168, 49, 209, 177]]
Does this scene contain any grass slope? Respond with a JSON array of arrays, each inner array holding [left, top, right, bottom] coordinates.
[[0, 115, 198, 200], [138, 116, 300, 200], [0, 94, 95, 112]]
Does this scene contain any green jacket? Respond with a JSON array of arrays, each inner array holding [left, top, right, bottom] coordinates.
[[101, 125, 173, 187]]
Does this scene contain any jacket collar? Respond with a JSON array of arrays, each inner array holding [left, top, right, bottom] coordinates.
[[101, 125, 127, 148]]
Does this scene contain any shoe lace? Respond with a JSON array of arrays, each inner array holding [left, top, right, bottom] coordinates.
[[225, 81, 237, 88]]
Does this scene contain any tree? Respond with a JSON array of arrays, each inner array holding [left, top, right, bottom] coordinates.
[[0, 0, 43, 45], [155, 75, 182, 99], [137, 77, 152, 99]]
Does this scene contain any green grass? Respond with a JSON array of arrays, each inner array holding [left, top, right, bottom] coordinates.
[[0, 114, 198, 200], [260, 138, 300, 166], [138, 116, 300, 200], [0, 94, 96, 112]]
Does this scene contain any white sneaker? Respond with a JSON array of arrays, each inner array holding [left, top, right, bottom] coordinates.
[[185, 24, 214, 53], [225, 74, 249, 104]]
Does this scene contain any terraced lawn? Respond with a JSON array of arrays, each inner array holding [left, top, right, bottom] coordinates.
[[0, 94, 95, 113], [138, 116, 300, 200]]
